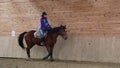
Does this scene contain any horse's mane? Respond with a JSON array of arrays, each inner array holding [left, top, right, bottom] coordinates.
[[48, 26, 61, 35]]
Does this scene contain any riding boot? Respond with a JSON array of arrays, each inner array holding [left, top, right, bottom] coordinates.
[[40, 37, 45, 46]]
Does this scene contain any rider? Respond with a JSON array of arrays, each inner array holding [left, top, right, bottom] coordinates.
[[40, 12, 52, 45]]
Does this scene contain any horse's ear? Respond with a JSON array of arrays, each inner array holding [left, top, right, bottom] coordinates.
[[63, 25, 66, 29]]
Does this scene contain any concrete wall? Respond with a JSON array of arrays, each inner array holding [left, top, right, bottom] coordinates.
[[1, 35, 120, 63], [1, 0, 120, 63]]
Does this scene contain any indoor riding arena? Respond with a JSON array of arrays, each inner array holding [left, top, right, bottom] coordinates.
[[1, 0, 120, 68]]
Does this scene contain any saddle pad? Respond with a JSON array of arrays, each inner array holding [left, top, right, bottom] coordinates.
[[34, 30, 41, 39]]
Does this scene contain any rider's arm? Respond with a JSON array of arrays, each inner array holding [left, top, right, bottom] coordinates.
[[43, 18, 51, 29]]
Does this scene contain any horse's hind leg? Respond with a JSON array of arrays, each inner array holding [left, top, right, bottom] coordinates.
[[26, 43, 34, 60], [26, 48, 30, 60]]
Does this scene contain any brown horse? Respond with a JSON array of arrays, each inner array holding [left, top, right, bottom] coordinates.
[[18, 25, 67, 61]]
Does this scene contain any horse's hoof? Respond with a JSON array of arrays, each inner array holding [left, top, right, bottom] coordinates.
[[50, 59, 54, 62], [26, 58, 31, 61], [42, 57, 47, 60], [26, 59, 30, 61]]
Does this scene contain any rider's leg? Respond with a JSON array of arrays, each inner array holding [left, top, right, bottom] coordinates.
[[40, 30, 45, 45]]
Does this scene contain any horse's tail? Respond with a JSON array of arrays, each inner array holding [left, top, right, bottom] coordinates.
[[18, 32, 27, 49]]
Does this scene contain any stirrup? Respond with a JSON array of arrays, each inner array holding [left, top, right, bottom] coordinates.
[[41, 42, 44, 46]]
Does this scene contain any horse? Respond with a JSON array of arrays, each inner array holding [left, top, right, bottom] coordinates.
[[18, 25, 67, 61]]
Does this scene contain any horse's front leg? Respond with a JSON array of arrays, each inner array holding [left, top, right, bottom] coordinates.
[[42, 52, 51, 60], [43, 50, 53, 61], [50, 50, 54, 61], [43, 45, 53, 61]]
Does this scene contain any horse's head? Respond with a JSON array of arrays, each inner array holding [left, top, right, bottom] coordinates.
[[58, 25, 68, 40]]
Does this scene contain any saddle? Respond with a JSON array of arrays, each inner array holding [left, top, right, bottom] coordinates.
[[34, 30, 41, 38], [34, 30, 47, 39]]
